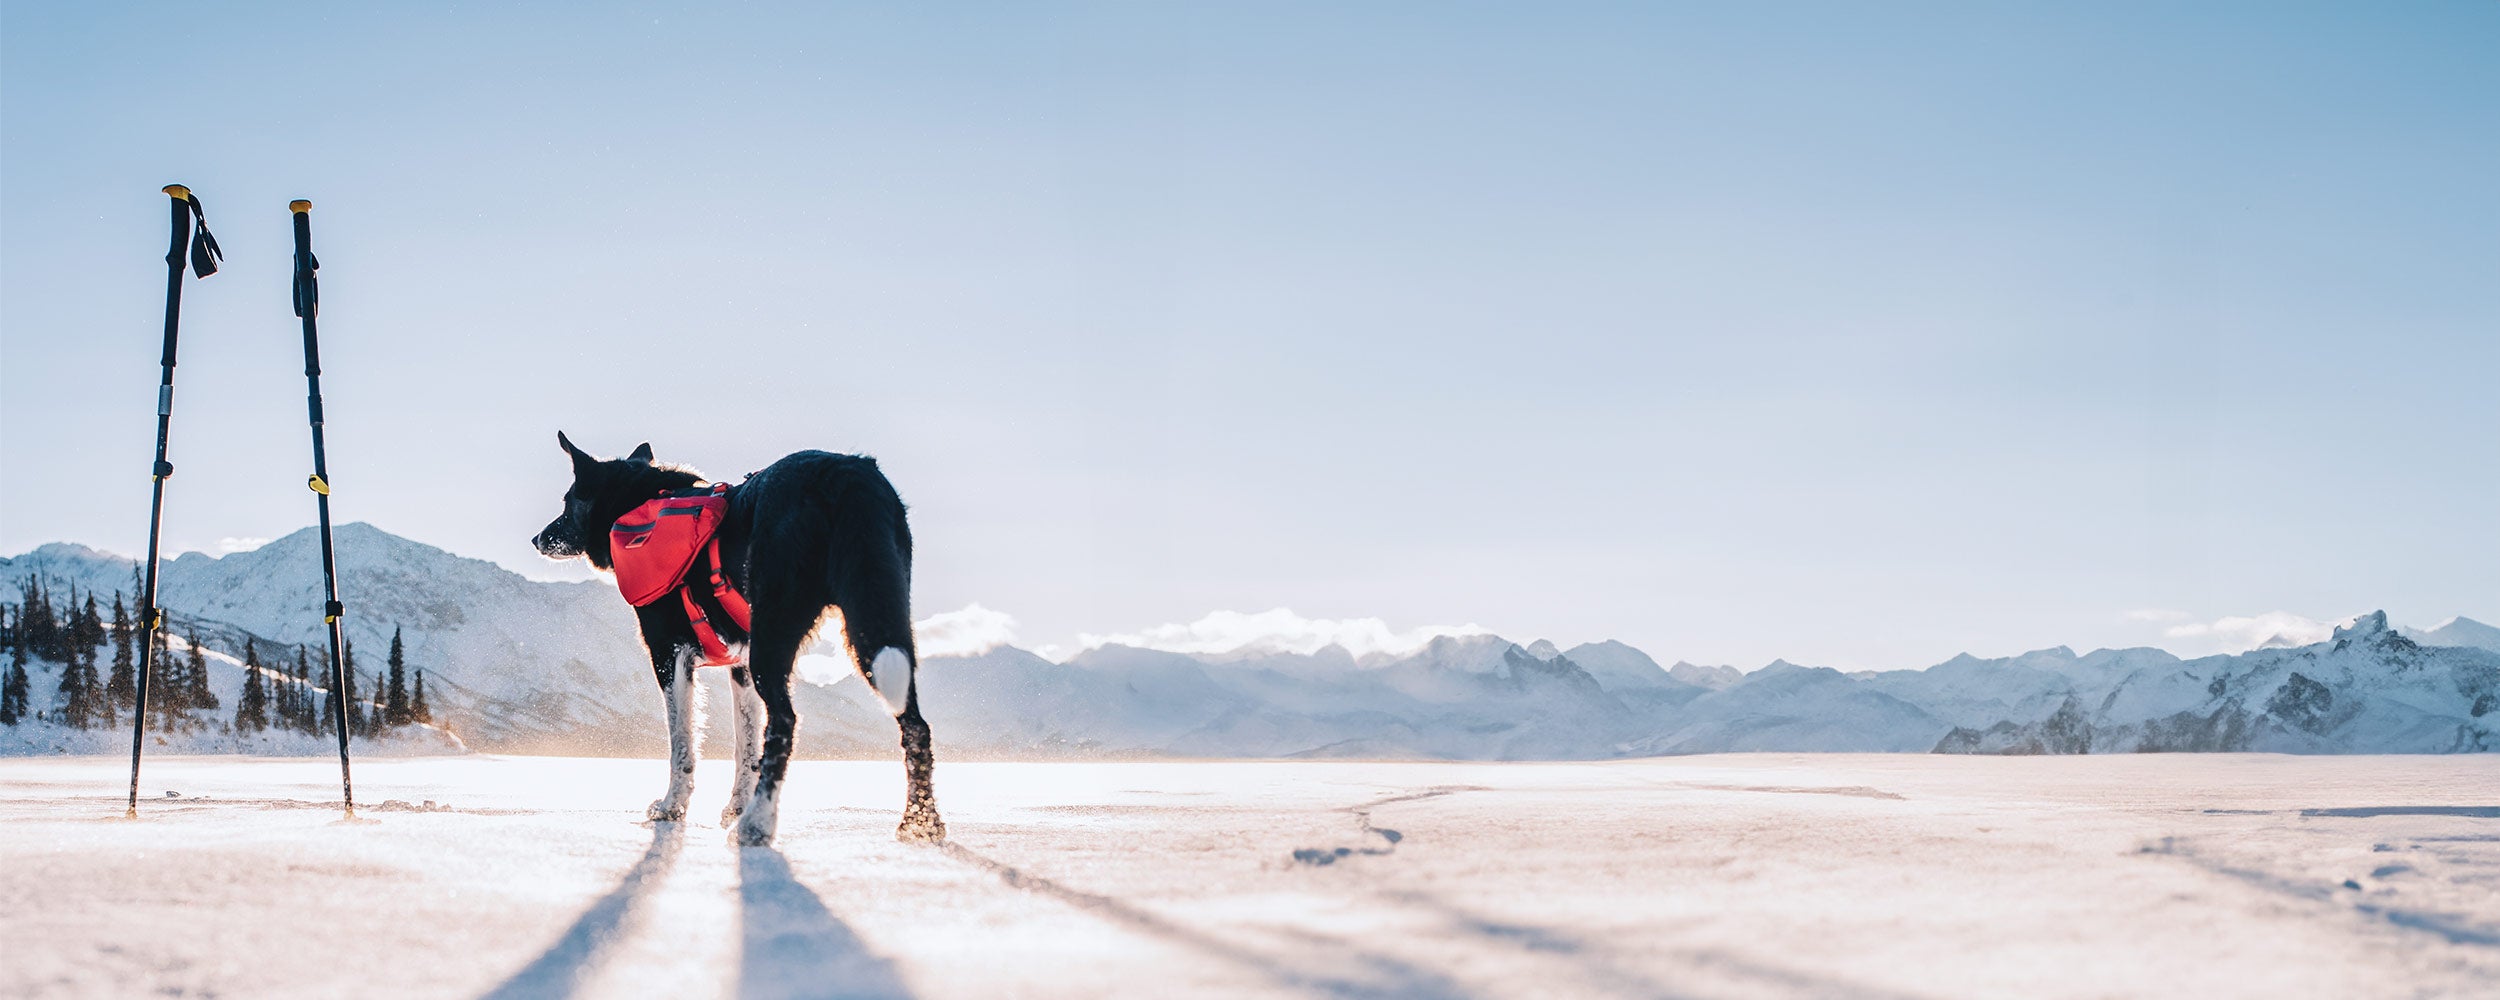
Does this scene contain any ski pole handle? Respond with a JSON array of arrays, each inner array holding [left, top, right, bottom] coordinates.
[[160, 186, 192, 286], [163, 185, 219, 278], [290, 199, 319, 324]]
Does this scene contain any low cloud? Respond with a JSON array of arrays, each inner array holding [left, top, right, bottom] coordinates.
[[2162, 611, 2338, 652], [218, 537, 271, 554], [1077, 608, 1489, 660], [915, 603, 1018, 659], [795, 603, 1018, 687]]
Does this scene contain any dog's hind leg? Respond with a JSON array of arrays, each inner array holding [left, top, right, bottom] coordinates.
[[892, 672, 946, 843], [846, 605, 945, 843], [721, 664, 765, 827], [647, 646, 701, 823]]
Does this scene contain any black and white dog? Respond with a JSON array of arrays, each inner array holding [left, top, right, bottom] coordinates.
[[531, 433, 944, 845]]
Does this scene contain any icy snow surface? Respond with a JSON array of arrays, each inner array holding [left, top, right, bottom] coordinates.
[[3, 754, 2496, 999]]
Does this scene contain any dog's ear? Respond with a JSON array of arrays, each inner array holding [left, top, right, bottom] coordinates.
[[558, 431, 596, 475], [627, 442, 654, 463]]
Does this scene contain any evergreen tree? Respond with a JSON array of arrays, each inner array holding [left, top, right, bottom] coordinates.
[[298, 647, 320, 732], [0, 604, 13, 655], [236, 639, 269, 733], [55, 643, 96, 729], [274, 648, 297, 733], [20, 579, 58, 663], [74, 593, 104, 666], [0, 638, 27, 725], [106, 594, 136, 713], [75, 595, 107, 727], [183, 631, 217, 713], [411, 667, 431, 725], [149, 629, 182, 732], [81, 658, 109, 727], [156, 629, 182, 711], [340, 639, 364, 736], [51, 583, 73, 663], [384, 627, 411, 728], [295, 647, 319, 733], [64, 587, 84, 661]]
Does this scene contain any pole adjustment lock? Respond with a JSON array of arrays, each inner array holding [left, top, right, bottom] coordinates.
[[154, 460, 174, 479], [324, 600, 345, 623], [308, 474, 330, 495]]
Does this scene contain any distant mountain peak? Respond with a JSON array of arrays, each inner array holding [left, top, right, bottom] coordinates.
[[2335, 610, 2392, 640], [28, 541, 120, 561], [1666, 661, 1744, 690], [2400, 616, 2500, 654]]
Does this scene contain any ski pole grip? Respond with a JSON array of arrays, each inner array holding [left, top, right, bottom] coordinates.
[[163, 186, 193, 271], [291, 201, 318, 319]]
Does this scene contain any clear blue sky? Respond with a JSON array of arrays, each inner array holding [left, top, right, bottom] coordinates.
[[3, 2, 2493, 669]]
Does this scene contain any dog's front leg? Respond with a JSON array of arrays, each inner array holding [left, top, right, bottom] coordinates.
[[721, 664, 765, 826], [647, 647, 700, 822]]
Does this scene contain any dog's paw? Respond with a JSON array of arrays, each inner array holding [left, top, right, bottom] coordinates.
[[647, 798, 687, 823], [731, 799, 777, 846], [896, 803, 946, 843], [720, 799, 750, 827], [733, 815, 775, 847]]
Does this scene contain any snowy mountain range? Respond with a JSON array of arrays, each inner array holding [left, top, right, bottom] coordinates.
[[5, 526, 2494, 758]]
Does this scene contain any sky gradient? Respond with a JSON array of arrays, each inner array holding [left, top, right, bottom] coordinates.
[[3, 3, 2494, 669]]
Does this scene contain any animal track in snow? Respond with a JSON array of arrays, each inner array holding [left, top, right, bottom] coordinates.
[[1290, 785, 1483, 866]]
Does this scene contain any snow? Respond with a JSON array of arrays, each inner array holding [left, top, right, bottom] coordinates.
[[4, 753, 2495, 999], [8, 530, 2496, 759]]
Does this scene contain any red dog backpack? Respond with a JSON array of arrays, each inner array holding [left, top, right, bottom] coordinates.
[[609, 483, 752, 666]]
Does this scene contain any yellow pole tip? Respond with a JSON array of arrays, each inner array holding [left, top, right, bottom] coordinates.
[[163, 184, 191, 199], [291, 199, 313, 214]]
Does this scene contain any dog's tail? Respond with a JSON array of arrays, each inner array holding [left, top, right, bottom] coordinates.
[[836, 487, 918, 718]]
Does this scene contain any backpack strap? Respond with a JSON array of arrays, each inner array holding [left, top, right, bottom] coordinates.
[[704, 535, 751, 632], [679, 587, 737, 666], [676, 483, 749, 666]]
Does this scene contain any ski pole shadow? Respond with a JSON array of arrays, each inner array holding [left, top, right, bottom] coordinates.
[[478, 822, 685, 1000], [738, 846, 914, 1000], [941, 842, 1475, 999]]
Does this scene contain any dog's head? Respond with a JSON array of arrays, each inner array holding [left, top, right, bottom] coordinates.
[[532, 431, 698, 570]]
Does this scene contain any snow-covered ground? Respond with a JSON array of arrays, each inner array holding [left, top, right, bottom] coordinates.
[[3, 754, 2495, 999]]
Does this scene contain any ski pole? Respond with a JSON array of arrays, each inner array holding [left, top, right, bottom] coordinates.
[[291, 199, 356, 817], [128, 184, 219, 817]]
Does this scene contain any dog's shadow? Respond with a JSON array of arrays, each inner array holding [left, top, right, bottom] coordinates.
[[476, 829, 910, 1000], [479, 823, 685, 1000], [736, 846, 915, 1000]]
